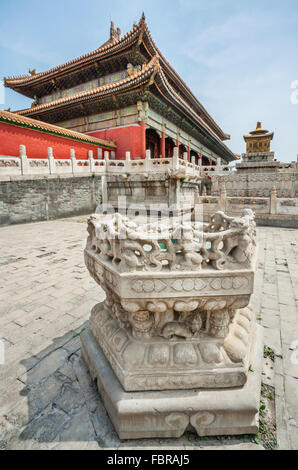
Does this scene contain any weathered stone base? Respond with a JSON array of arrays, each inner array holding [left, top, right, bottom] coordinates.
[[80, 323, 263, 439], [88, 302, 254, 392]]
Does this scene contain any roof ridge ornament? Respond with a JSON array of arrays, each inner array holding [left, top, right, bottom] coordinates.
[[110, 20, 121, 42], [152, 54, 160, 68], [148, 55, 160, 85], [137, 12, 146, 45], [140, 12, 146, 24]]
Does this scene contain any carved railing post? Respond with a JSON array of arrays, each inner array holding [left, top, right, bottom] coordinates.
[[145, 149, 151, 172], [19, 145, 29, 175], [98, 148, 103, 160], [70, 149, 77, 173], [125, 151, 131, 172], [47, 147, 56, 174], [88, 150, 94, 172], [172, 147, 179, 169], [270, 186, 277, 214], [99, 151, 109, 203], [191, 155, 196, 176], [103, 151, 110, 173], [103, 151, 110, 176]]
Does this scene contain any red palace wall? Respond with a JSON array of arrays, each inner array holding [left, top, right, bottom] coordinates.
[[88, 124, 143, 159], [0, 122, 111, 160]]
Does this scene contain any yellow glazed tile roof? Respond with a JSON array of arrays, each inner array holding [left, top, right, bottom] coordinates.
[[0, 109, 116, 148]]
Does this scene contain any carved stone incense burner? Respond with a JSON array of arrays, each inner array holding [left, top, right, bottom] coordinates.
[[81, 210, 263, 439]]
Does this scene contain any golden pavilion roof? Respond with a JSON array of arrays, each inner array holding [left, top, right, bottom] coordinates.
[[244, 121, 274, 141]]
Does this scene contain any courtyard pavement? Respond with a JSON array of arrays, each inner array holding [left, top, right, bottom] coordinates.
[[0, 217, 297, 450]]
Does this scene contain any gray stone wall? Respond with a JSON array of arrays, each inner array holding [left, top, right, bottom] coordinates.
[[211, 172, 298, 198], [0, 175, 103, 225], [107, 174, 168, 206], [107, 174, 199, 209]]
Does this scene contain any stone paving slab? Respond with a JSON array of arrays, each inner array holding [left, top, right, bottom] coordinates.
[[0, 217, 298, 450]]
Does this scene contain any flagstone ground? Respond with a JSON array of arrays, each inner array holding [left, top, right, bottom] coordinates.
[[0, 217, 297, 450]]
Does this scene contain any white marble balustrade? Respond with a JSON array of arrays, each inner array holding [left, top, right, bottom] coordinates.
[[0, 145, 234, 178]]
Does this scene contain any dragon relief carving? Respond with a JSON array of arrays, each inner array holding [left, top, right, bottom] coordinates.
[[86, 209, 256, 274]]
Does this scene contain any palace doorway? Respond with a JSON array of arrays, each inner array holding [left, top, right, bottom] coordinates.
[[146, 128, 161, 158]]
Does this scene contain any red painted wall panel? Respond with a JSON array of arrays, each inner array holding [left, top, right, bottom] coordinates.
[[89, 125, 142, 159], [0, 122, 110, 160]]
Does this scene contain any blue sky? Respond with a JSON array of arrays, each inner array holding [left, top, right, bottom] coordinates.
[[0, 0, 297, 161]]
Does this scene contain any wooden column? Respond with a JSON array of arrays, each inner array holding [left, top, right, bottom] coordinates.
[[161, 132, 165, 158], [140, 121, 146, 159], [188, 145, 191, 162], [176, 139, 180, 158]]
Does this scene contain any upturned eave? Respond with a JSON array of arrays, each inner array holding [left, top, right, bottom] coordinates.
[[5, 13, 230, 143]]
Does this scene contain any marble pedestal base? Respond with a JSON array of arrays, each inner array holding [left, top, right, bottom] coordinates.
[[80, 323, 263, 440]]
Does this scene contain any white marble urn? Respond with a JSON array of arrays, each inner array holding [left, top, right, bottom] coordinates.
[[83, 209, 258, 392]]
